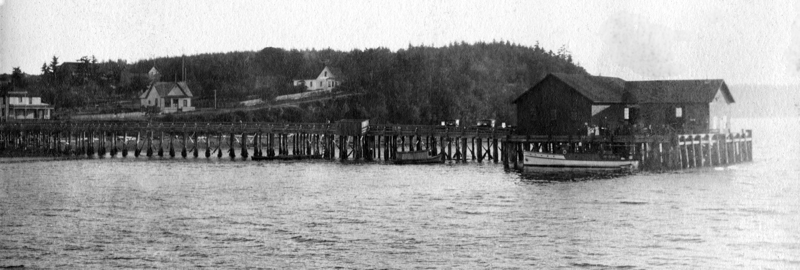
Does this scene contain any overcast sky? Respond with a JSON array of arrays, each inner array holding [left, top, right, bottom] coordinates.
[[1, 0, 799, 85]]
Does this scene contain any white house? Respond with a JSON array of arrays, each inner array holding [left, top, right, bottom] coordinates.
[[147, 66, 161, 81], [139, 81, 195, 113], [293, 66, 343, 92], [1, 91, 54, 121]]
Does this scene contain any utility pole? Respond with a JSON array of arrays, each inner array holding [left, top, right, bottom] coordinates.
[[182, 55, 186, 82], [214, 89, 217, 110]]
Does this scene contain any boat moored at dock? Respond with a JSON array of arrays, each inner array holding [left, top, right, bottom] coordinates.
[[523, 151, 639, 173], [393, 150, 444, 164]]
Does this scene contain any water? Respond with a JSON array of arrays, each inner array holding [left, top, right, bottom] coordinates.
[[1, 118, 799, 269]]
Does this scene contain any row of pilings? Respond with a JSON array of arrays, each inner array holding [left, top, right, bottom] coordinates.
[[0, 121, 753, 171], [499, 130, 753, 171], [0, 122, 514, 163]]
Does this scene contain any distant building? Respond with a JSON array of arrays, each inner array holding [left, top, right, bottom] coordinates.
[[1, 91, 55, 121], [293, 66, 343, 92], [147, 66, 161, 81], [139, 81, 195, 113], [513, 73, 735, 135], [57, 62, 89, 78]]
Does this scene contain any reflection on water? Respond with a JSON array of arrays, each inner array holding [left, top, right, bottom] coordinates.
[[1, 118, 799, 268]]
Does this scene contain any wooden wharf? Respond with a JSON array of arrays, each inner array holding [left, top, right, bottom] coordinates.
[[0, 121, 752, 171]]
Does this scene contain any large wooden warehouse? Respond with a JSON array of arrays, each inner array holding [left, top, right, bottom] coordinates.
[[512, 73, 735, 135]]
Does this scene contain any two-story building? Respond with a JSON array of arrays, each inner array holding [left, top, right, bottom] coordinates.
[[1, 91, 55, 121], [513, 73, 735, 135], [293, 66, 343, 92]]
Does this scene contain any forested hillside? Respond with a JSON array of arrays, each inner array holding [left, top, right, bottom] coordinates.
[[129, 41, 586, 124], [9, 42, 586, 124]]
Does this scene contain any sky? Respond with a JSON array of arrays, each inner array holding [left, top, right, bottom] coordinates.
[[1, 0, 799, 85]]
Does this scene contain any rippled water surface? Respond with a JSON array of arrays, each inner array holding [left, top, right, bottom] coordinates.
[[1, 118, 799, 269]]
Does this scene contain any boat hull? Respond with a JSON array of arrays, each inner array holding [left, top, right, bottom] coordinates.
[[523, 152, 638, 172]]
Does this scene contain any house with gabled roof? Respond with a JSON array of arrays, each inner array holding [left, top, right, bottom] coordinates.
[[293, 66, 343, 92], [147, 66, 161, 81], [512, 73, 735, 135], [139, 81, 195, 113]]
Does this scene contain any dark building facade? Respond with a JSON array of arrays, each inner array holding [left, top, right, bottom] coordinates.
[[513, 73, 735, 135]]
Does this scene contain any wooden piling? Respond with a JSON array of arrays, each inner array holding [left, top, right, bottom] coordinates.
[[440, 136, 446, 160], [492, 138, 499, 163], [217, 133, 223, 158], [476, 138, 483, 162], [241, 133, 249, 158], [169, 133, 175, 158], [122, 132, 129, 157], [268, 133, 275, 157], [159, 132, 165, 157], [190, 132, 197, 158], [229, 133, 235, 159]]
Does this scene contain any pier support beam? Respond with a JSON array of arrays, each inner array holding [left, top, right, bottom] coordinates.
[[476, 138, 483, 162], [122, 132, 129, 157]]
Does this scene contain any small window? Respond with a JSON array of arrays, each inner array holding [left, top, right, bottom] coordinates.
[[624, 107, 630, 120], [675, 107, 683, 118], [324, 71, 327, 77], [148, 100, 152, 105], [183, 100, 187, 107]]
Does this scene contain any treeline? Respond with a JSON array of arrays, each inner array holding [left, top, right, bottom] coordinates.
[[9, 41, 586, 124], [132, 41, 586, 124], [4, 56, 136, 114]]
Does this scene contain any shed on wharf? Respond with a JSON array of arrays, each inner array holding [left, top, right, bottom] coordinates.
[[512, 73, 736, 136], [506, 73, 750, 172]]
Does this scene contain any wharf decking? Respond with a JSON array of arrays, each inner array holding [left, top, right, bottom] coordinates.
[[0, 121, 752, 171]]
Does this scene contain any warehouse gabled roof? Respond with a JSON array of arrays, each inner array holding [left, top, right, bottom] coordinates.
[[513, 73, 734, 104]]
